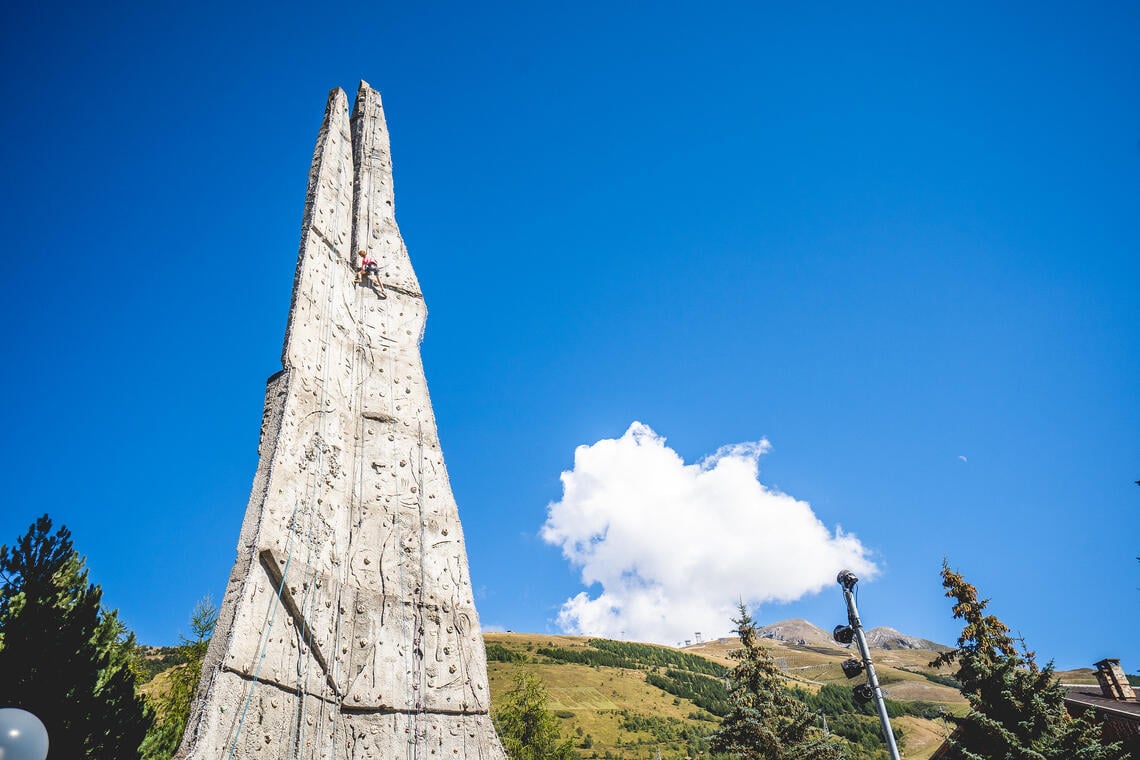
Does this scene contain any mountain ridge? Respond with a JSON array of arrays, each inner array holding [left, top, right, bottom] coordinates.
[[711, 617, 951, 653]]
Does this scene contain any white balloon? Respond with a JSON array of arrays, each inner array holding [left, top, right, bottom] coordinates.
[[0, 708, 49, 760]]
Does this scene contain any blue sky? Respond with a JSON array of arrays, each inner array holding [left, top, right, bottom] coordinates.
[[1, 2, 1136, 670]]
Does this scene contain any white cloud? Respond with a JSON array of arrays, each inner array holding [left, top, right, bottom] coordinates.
[[540, 422, 877, 644]]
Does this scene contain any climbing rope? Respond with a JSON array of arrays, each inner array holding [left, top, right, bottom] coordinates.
[[291, 478, 322, 759], [324, 170, 374, 759], [389, 303, 409, 760], [298, 248, 338, 756], [225, 499, 302, 760], [293, 133, 348, 757], [233, 115, 349, 758], [226, 144, 345, 754]]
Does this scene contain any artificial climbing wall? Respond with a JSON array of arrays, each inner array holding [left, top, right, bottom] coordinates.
[[175, 82, 506, 760]]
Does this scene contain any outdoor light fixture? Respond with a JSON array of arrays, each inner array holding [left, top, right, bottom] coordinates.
[[837, 569, 859, 590], [836, 569, 902, 760]]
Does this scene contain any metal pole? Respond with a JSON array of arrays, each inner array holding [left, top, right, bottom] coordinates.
[[839, 572, 901, 760]]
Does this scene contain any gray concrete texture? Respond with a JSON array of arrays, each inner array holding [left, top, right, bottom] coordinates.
[[175, 82, 507, 760]]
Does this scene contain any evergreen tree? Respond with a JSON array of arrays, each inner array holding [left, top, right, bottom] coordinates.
[[494, 672, 576, 760], [710, 604, 841, 760], [931, 562, 1128, 760], [141, 596, 217, 760], [0, 514, 152, 759]]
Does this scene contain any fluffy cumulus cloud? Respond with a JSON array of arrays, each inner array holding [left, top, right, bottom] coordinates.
[[540, 422, 877, 644]]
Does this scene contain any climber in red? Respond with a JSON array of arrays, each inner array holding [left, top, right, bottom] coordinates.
[[355, 250, 387, 297]]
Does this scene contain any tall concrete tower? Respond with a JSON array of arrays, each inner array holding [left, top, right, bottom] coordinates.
[[175, 82, 506, 760]]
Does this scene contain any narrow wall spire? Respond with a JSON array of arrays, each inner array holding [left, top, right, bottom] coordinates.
[[350, 81, 422, 297], [175, 82, 504, 760]]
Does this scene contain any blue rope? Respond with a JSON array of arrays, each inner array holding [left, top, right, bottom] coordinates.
[[226, 500, 300, 760]]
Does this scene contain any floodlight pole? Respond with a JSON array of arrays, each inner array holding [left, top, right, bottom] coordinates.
[[838, 571, 901, 760]]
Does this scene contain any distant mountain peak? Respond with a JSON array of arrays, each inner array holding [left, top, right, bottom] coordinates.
[[752, 619, 950, 652], [755, 619, 835, 648], [863, 626, 951, 652]]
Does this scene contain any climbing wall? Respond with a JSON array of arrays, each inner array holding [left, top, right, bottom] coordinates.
[[174, 82, 506, 760]]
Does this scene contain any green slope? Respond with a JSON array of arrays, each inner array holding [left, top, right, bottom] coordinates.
[[485, 633, 966, 760], [137, 631, 968, 760]]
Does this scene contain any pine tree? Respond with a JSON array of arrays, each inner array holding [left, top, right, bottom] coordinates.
[[931, 562, 1129, 760], [710, 604, 841, 760], [0, 514, 152, 759], [494, 672, 576, 760], [140, 596, 217, 760]]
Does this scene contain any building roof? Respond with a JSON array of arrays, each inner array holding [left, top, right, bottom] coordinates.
[[1064, 685, 1140, 721]]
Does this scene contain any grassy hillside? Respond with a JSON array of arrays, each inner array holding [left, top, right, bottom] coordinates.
[[137, 630, 967, 759], [138, 621, 1119, 760], [485, 633, 966, 760]]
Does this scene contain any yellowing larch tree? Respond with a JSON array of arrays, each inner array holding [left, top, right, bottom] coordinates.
[[932, 562, 1129, 760]]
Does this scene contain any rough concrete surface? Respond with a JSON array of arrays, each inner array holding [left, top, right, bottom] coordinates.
[[175, 82, 507, 760]]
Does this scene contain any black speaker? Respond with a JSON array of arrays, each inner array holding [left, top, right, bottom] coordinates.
[[832, 625, 855, 645]]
